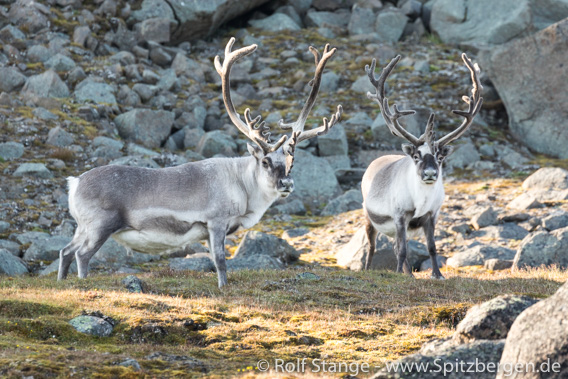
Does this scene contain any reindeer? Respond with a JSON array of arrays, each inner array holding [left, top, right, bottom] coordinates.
[[361, 54, 482, 278], [58, 38, 342, 287]]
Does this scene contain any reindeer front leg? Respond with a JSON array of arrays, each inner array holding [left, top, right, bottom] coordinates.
[[423, 214, 444, 279], [208, 223, 228, 288], [395, 216, 414, 276]]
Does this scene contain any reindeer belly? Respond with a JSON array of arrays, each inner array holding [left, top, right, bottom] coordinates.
[[112, 219, 208, 254]]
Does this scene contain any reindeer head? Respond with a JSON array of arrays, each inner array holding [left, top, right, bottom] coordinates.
[[215, 38, 342, 198], [365, 54, 483, 184]]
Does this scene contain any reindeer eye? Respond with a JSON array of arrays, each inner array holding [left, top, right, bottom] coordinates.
[[413, 153, 420, 161], [261, 158, 270, 169]]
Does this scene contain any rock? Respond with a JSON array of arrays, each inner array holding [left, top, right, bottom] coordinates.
[[323, 154, 350, 170], [542, 210, 568, 231], [22, 70, 69, 98], [132, 83, 158, 103], [171, 53, 205, 82], [305, 10, 350, 28], [0, 222, 9, 234], [249, 13, 301, 31], [109, 156, 160, 168], [317, 123, 348, 156], [47, 126, 74, 147], [454, 295, 538, 343], [375, 8, 408, 44], [24, 235, 70, 261], [513, 227, 568, 270], [289, 149, 342, 209], [507, 192, 544, 210], [114, 109, 174, 148], [69, 315, 113, 337], [431, 0, 531, 45], [149, 46, 172, 67], [497, 280, 568, 379], [484, 259, 513, 271], [466, 206, 498, 230], [196, 130, 237, 158], [0, 25, 25, 42], [500, 146, 529, 169], [480, 20, 568, 159], [0, 240, 19, 257], [445, 141, 480, 170], [372, 338, 505, 378], [227, 255, 285, 271], [522, 167, 568, 190], [348, 5, 376, 36], [130, 0, 271, 43], [321, 189, 363, 216], [446, 245, 516, 267], [233, 231, 300, 264], [12, 231, 51, 245], [336, 226, 428, 271], [44, 53, 76, 72], [8, 0, 51, 34], [118, 358, 141, 371], [74, 80, 116, 104], [13, 163, 53, 179], [0, 67, 26, 92], [320, 71, 339, 92], [350, 74, 375, 94], [0, 249, 28, 276], [122, 275, 147, 293], [169, 253, 215, 272], [27, 44, 51, 63], [135, 17, 173, 43], [282, 228, 309, 239], [0, 142, 24, 161], [33, 107, 58, 121], [420, 255, 447, 272], [92, 136, 123, 159], [471, 223, 529, 241], [296, 272, 320, 281], [271, 198, 306, 215]]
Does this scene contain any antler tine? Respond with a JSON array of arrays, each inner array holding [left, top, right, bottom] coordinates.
[[215, 37, 287, 154], [295, 104, 343, 144], [365, 55, 421, 146], [278, 44, 337, 134], [436, 53, 484, 147]]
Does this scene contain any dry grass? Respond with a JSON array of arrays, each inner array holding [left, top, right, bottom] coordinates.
[[0, 266, 565, 378]]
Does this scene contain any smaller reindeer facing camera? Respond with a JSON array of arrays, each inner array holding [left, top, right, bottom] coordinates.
[[361, 54, 483, 278]]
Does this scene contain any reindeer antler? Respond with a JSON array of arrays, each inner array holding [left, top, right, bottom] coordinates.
[[215, 37, 287, 153], [278, 44, 343, 145], [436, 53, 483, 147]]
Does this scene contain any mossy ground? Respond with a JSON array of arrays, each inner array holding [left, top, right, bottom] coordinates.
[[0, 266, 565, 378]]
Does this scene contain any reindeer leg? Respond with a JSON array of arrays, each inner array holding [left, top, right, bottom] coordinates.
[[75, 234, 109, 279], [364, 216, 378, 270], [58, 238, 83, 280], [395, 216, 414, 276], [424, 214, 444, 279], [208, 223, 228, 288]]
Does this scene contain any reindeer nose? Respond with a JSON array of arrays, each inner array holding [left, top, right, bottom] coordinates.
[[279, 178, 294, 191], [423, 168, 437, 181]]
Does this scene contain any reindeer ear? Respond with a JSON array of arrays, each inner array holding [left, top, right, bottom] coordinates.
[[402, 144, 416, 157], [247, 143, 264, 160], [437, 145, 454, 161], [285, 153, 295, 176]]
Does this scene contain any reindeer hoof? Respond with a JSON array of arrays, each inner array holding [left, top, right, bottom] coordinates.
[[431, 274, 445, 280]]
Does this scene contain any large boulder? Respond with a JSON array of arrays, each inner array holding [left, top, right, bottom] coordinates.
[[22, 70, 69, 98], [129, 0, 272, 43], [513, 227, 568, 270], [454, 295, 538, 342], [0, 67, 26, 93], [447, 244, 516, 268], [480, 19, 568, 158], [336, 226, 429, 271], [0, 249, 28, 276], [289, 149, 342, 210], [114, 109, 174, 148], [233, 231, 300, 264], [372, 338, 505, 379], [430, 0, 568, 46], [497, 280, 568, 378]]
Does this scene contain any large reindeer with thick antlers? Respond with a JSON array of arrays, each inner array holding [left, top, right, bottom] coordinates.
[[361, 54, 482, 278], [57, 38, 342, 288]]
